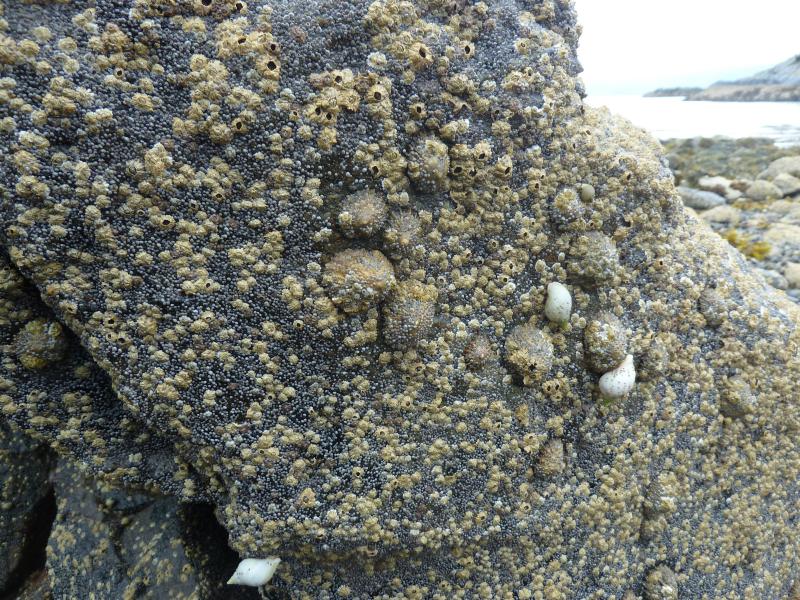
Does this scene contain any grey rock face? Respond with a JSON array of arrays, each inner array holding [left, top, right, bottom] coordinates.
[[676, 186, 727, 209], [0, 251, 202, 499], [756, 267, 789, 290], [46, 462, 258, 600], [773, 173, 800, 197], [697, 175, 742, 201]]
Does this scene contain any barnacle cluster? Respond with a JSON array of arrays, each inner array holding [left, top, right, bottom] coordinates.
[[0, 0, 798, 598]]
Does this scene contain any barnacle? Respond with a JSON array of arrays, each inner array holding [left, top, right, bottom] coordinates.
[[550, 188, 587, 231], [584, 312, 628, 373], [338, 189, 387, 238], [14, 319, 67, 370], [463, 334, 494, 371], [323, 249, 395, 314], [382, 280, 437, 349], [383, 210, 422, 256], [568, 231, 620, 285], [720, 375, 757, 418], [536, 438, 565, 477], [505, 325, 554, 384], [645, 565, 679, 600], [407, 137, 450, 192]]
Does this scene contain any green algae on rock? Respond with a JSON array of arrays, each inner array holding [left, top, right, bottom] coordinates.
[[0, 0, 798, 598]]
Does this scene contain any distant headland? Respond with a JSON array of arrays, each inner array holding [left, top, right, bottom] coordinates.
[[644, 87, 703, 98], [645, 54, 800, 101]]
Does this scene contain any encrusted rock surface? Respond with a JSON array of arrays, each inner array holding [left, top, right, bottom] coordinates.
[[0, 1, 798, 599]]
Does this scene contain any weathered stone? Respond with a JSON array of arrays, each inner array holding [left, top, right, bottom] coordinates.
[[0, 252, 201, 499], [756, 268, 789, 290], [700, 205, 741, 226], [697, 175, 742, 201], [765, 223, 800, 247], [676, 186, 726, 210], [746, 179, 783, 201], [0, 424, 53, 596], [759, 155, 800, 179], [785, 262, 800, 288], [773, 172, 800, 196], [46, 462, 256, 600]]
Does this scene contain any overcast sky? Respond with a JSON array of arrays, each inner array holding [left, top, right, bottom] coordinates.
[[574, 0, 800, 96]]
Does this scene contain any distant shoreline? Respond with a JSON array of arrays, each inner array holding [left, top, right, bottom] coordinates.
[[644, 87, 702, 98], [644, 54, 800, 102], [585, 95, 800, 147]]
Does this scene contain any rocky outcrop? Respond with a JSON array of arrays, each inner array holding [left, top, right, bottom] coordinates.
[[668, 141, 800, 304], [0, 1, 798, 599]]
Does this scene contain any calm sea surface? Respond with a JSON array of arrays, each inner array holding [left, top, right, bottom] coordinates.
[[586, 95, 800, 147]]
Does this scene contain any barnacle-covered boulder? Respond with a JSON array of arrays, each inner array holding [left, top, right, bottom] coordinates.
[[0, 0, 799, 598]]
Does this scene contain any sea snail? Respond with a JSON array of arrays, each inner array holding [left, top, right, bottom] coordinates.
[[544, 282, 572, 323], [228, 557, 281, 587], [599, 354, 636, 399]]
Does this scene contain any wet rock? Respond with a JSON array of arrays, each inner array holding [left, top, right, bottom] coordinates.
[[676, 186, 726, 210], [662, 137, 795, 187], [700, 205, 741, 226], [46, 462, 256, 600], [14, 569, 50, 600], [746, 179, 783, 201], [0, 251, 199, 499], [785, 262, 800, 288], [773, 173, 800, 197], [697, 175, 742, 201], [756, 268, 789, 290], [765, 223, 800, 247], [759, 155, 800, 179], [0, 1, 798, 598]]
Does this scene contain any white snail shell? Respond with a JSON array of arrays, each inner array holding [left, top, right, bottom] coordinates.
[[544, 282, 572, 324], [599, 354, 636, 399], [227, 557, 281, 587]]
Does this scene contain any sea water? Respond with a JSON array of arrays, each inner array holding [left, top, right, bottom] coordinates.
[[586, 95, 800, 147]]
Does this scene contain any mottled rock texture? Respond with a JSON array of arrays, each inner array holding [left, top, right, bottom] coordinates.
[[0, 1, 798, 599]]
